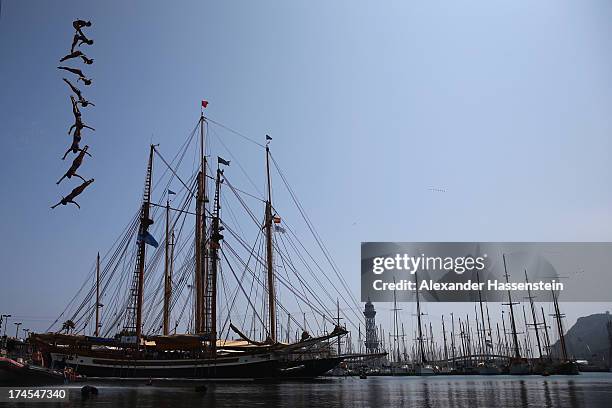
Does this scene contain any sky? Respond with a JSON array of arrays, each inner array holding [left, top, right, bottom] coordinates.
[[0, 0, 611, 338]]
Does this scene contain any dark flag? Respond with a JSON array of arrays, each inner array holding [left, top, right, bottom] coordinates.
[[137, 231, 159, 248], [218, 156, 230, 166], [266, 135, 272, 141]]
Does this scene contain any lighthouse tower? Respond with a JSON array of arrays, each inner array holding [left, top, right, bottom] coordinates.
[[363, 299, 380, 354]]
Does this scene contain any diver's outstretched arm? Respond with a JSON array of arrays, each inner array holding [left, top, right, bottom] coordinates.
[[62, 148, 72, 160], [56, 174, 68, 185]]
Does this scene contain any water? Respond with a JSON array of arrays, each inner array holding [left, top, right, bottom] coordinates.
[[7, 373, 612, 407]]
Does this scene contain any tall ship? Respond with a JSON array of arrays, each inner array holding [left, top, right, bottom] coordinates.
[[32, 110, 361, 380]]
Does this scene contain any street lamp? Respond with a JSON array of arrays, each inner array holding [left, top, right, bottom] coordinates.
[[23, 328, 30, 338], [14, 322, 22, 339], [1, 314, 11, 348], [1, 314, 11, 337]]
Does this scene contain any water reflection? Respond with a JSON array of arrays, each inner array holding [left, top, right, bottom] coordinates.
[[12, 373, 611, 408]]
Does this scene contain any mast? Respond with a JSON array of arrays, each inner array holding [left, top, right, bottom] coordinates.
[[501, 311, 510, 356], [265, 145, 276, 342], [442, 315, 448, 365], [450, 312, 456, 368], [336, 299, 342, 355], [503, 254, 521, 359], [125, 144, 154, 344], [415, 272, 426, 364], [163, 199, 171, 335], [401, 323, 407, 362], [392, 283, 400, 363], [551, 288, 568, 361], [522, 305, 533, 359], [170, 231, 175, 333], [206, 165, 223, 353], [541, 306, 552, 358], [525, 270, 543, 358], [194, 114, 208, 333], [95, 252, 100, 337], [475, 270, 487, 359]]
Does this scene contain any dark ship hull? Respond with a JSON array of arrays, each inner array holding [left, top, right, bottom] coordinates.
[[49, 352, 343, 380], [0, 357, 82, 386], [50, 352, 280, 379]]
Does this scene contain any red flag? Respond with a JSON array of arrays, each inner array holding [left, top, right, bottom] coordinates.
[[201, 100, 209, 108]]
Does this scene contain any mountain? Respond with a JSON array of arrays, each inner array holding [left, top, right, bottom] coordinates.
[[551, 311, 612, 365]]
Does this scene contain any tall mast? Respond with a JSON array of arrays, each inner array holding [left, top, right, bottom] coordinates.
[[170, 231, 175, 333], [392, 284, 400, 363], [415, 272, 426, 364], [450, 312, 456, 368], [95, 252, 100, 337], [475, 270, 488, 359], [524, 270, 543, 358], [336, 299, 342, 355], [163, 199, 171, 335], [401, 323, 407, 362], [125, 144, 154, 344], [521, 305, 532, 359], [265, 145, 276, 342], [442, 315, 448, 364], [503, 254, 521, 359], [195, 114, 209, 333], [541, 306, 552, 358], [551, 288, 568, 361], [206, 165, 223, 353]]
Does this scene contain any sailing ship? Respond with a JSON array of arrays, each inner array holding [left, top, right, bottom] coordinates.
[[32, 111, 360, 380]]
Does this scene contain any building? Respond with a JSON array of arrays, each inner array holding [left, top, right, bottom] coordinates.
[[363, 299, 380, 354]]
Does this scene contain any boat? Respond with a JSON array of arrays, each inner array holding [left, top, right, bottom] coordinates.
[[476, 362, 501, 375], [0, 357, 84, 386], [508, 359, 531, 375], [414, 364, 436, 376], [31, 111, 357, 380]]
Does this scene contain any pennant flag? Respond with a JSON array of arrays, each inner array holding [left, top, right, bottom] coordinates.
[[274, 225, 286, 233], [273, 215, 281, 224], [218, 156, 230, 166], [266, 135, 272, 141], [137, 231, 159, 248], [168, 189, 176, 195], [201, 100, 209, 108]]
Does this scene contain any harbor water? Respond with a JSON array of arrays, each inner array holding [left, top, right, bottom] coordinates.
[[6, 373, 612, 407]]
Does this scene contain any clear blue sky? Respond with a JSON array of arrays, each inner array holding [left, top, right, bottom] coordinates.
[[0, 0, 611, 334]]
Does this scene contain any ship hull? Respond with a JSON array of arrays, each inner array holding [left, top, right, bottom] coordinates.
[[0, 358, 70, 386], [50, 352, 279, 379]]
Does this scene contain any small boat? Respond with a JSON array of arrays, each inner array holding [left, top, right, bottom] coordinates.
[[414, 364, 436, 376], [0, 357, 85, 386]]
